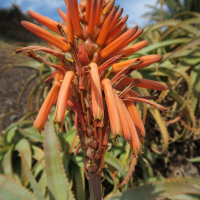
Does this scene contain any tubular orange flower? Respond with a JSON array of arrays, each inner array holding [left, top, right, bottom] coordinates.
[[112, 54, 163, 74], [27, 10, 67, 35], [97, 7, 117, 46], [57, 8, 67, 23], [87, 0, 98, 34], [109, 29, 144, 56], [117, 77, 168, 90], [100, 26, 138, 58], [54, 71, 75, 127], [95, 0, 103, 25], [109, 7, 123, 32], [85, 0, 92, 22], [113, 90, 131, 142], [89, 63, 104, 120], [21, 21, 70, 52], [68, 0, 83, 36], [102, 0, 115, 14], [112, 40, 149, 57], [104, 15, 128, 46], [101, 79, 122, 136], [66, 5, 74, 43], [33, 81, 61, 132], [124, 99, 146, 138], [122, 101, 141, 152]]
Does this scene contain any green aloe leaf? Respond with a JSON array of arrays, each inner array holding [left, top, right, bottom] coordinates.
[[21, 155, 46, 200], [104, 152, 126, 178], [44, 117, 75, 200], [2, 144, 14, 178], [106, 180, 200, 200], [0, 175, 37, 200], [18, 127, 44, 142], [15, 139, 32, 170]]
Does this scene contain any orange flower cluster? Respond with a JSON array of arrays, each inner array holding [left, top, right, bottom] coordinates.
[[15, 0, 168, 174]]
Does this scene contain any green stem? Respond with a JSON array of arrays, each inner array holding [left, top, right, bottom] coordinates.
[[88, 172, 101, 200]]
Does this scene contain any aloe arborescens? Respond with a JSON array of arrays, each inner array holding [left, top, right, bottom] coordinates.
[[14, 0, 168, 199]]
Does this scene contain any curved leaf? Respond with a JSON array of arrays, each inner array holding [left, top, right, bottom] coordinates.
[[2, 144, 14, 178], [104, 152, 126, 178], [44, 116, 75, 200], [0, 175, 37, 200], [21, 155, 45, 200], [106, 180, 200, 200]]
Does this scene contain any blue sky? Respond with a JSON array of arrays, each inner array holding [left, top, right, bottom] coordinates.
[[0, 0, 158, 27]]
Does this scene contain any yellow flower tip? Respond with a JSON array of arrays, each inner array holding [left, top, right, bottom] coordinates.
[[54, 71, 75, 125], [112, 54, 163, 74], [101, 79, 122, 136], [100, 26, 138, 58], [21, 21, 70, 53], [33, 81, 61, 132], [89, 63, 104, 120]]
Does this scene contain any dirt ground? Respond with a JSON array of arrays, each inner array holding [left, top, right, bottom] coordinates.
[[0, 39, 44, 131]]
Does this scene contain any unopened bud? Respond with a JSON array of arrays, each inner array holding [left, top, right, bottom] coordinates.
[[78, 42, 90, 66]]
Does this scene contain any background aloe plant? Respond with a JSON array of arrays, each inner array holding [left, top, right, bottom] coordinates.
[[0, 4, 200, 200]]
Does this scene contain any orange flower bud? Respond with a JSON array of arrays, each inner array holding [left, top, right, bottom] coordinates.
[[27, 10, 67, 36], [109, 7, 123, 32], [68, 0, 83, 36], [54, 71, 75, 126], [57, 8, 67, 23], [89, 63, 104, 120], [33, 81, 61, 132], [104, 15, 128, 46], [117, 77, 168, 90], [95, 0, 103, 25], [21, 21, 70, 52], [112, 55, 163, 74], [102, 0, 115, 14], [101, 79, 122, 136], [97, 7, 117, 46], [122, 101, 141, 152], [85, 0, 92, 22], [124, 99, 145, 138], [78, 42, 90, 66], [113, 90, 131, 142], [66, 5, 74, 43], [100, 26, 138, 58], [87, 0, 98, 34], [112, 40, 149, 57], [110, 29, 144, 56]]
